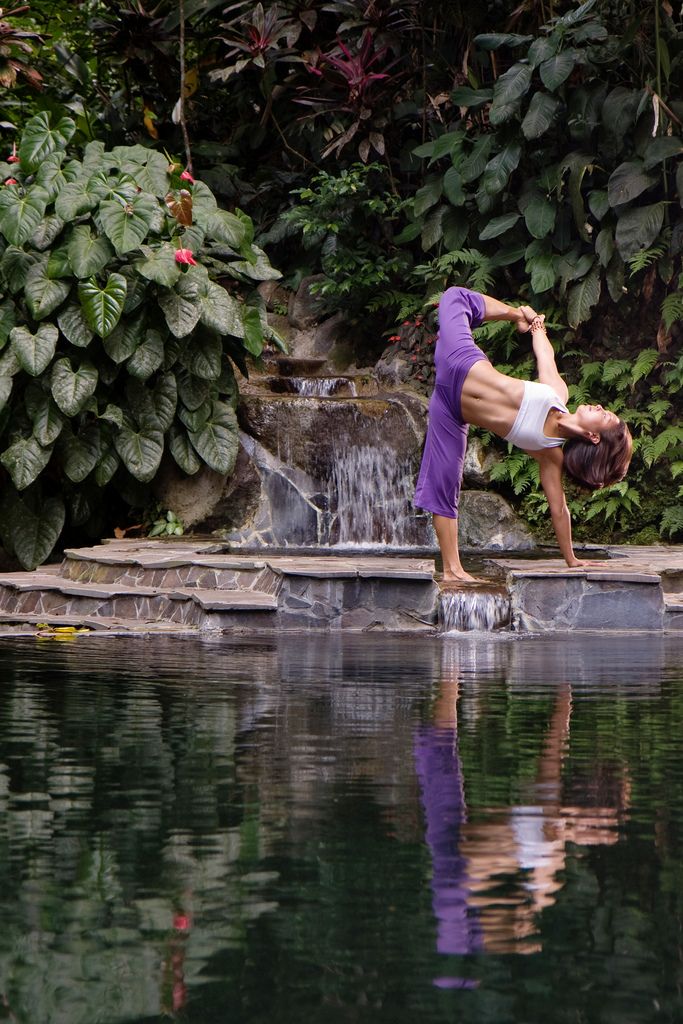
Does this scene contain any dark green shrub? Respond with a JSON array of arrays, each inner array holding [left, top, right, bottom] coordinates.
[[0, 112, 281, 567]]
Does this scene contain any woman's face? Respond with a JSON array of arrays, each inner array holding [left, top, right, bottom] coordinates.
[[575, 404, 620, 436]]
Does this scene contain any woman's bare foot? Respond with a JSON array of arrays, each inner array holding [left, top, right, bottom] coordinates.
[[440, 570, 482, 586]]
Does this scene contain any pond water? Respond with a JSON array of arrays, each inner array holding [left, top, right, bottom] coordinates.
[[0, 631, 682, 1024]]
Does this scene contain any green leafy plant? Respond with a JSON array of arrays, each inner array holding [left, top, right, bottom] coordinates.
[[148, 507, 184, 537], [0, 111, 281, 568]]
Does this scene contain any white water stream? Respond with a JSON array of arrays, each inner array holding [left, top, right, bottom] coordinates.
[[439, 589, 511, 632], [332, 444, 417, 547]]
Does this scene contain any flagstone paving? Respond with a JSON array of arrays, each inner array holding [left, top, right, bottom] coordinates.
[[0, 539, 679, 636]]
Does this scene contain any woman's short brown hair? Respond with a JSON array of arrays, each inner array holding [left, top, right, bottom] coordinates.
[[563, 420, 633, 491]]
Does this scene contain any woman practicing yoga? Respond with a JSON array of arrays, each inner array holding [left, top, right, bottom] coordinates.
[[414, 286, 633, 583]]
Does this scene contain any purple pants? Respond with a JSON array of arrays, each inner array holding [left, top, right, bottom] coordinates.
[[414, 287, 488, 519]]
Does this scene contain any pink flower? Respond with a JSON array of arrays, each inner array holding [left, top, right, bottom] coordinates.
[[7, 144, 19, 164], [175, 249, 197, 266], [173, 913, 191, 932], [180, 169, 195, 183], [3, 178, 18, 185]]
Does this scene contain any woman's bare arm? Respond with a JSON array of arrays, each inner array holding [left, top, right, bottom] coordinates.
[[530, 318, 569, 403], [537, 451, 581, 567], [481, 294, 537, 330]]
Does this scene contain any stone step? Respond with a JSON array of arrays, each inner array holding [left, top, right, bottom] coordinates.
[[0, 611, 197, 635], [61, 550, 277, 592], [663, 592, 683, 631], [0, 573, 278, 630]]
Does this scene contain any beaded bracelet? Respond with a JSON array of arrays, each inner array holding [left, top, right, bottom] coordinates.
[[530, 316, 545, 331]]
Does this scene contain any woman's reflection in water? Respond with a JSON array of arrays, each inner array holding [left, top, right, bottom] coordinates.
[[415, 644, 631, 984]]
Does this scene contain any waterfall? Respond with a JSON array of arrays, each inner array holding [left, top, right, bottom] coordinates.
[[439, 589, 510, 632], [332, 444, 416, 547], [289, 377, 357, 397]]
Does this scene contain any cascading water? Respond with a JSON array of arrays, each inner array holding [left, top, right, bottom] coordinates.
[[439, 588, 510, 632], [289, 377, 357, 397], [332, 444, 418, 547]]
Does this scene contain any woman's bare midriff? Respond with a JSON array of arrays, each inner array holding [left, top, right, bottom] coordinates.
[[460, 360, 525, 437]]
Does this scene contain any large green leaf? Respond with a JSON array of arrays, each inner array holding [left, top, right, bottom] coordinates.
[[115, 422, 164, 482], [413, 177, 442, 217], [607, 160, 657, 207], [150, 372, 177, 431], [601, 87, 640, 146], [0, 376, 13, 413], [643, 137, 683, 170], [523, 194, 556, 238], [78, 273, 127, 337], [459, 137, 492, 183], [127, 329, 164, 380], [169, 422, 202, 475], [588, 190, 609, 221], [19, 112, 75, 172], [179, 399, 211, 432], [450, 87, 493, 109], [481, 142, 521, 194], [135, 243, 182, 287], [1, 247, 37, 293], [480, 212, 521, 240], [181, 328, 222, 379], [595, 227, 614, 268], [35, 152, 69, 200], [94, 447, 120, 486], [530, 252, 555, 293], [177, 368, 211, 411], [420, 206, 445, 250], [51, 358, 98, 415], [54, 179, 97, 220], [442, 167, 465, 206], [24, 262, 71, 320], [0, 435, 53, 490], [102, 311, 145, 363], [208, 209, 247, 247], [99, 193, 159, 254], [223, 246, 280, 282], [521, 92, 561, 139], [189, 401, 238, 475], [10, 324, 58, 376], [31, 214, 65, 251], [0, 303, 16, 347], [559, 153, 595, 242], [474, 33, 532, 50], [190, 180, 218, 228], [241, 307, 265, 357], [67, 225, 114, 278], [200, 282, 246, 337], [158, 286, 202, 338], [492, 63, 532, 106], [0, 186, 49, 246], [0, 491, 65, 569], [25, 389, 63, 445], [528, 37, 558, 68], [567, 263, 601, 327], [539, 51, 576, 91], [122, 149, 170, 197], [61, 424, 101, 483], [615, 203, 666, 259], [58, 304, 95, 348]]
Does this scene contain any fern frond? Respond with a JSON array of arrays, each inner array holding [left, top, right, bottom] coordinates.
[[660, 505, 683, 538], [661, 291, 683, 330], [631, 348, 659, 384], [601, 358, 630, 384], [628, 241, 667, 275]]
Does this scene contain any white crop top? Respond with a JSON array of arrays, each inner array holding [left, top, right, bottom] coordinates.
[[504, 381, 568, 451]]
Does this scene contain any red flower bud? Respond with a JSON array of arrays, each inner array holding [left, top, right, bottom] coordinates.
[[7, 144, 19, 164], [3, 178, 18, 186], [175, 248, 197, 265], [180, 169, 195, 184]]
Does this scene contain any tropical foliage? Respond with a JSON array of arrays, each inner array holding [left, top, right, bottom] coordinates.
[[0, 111, 279, 567]]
